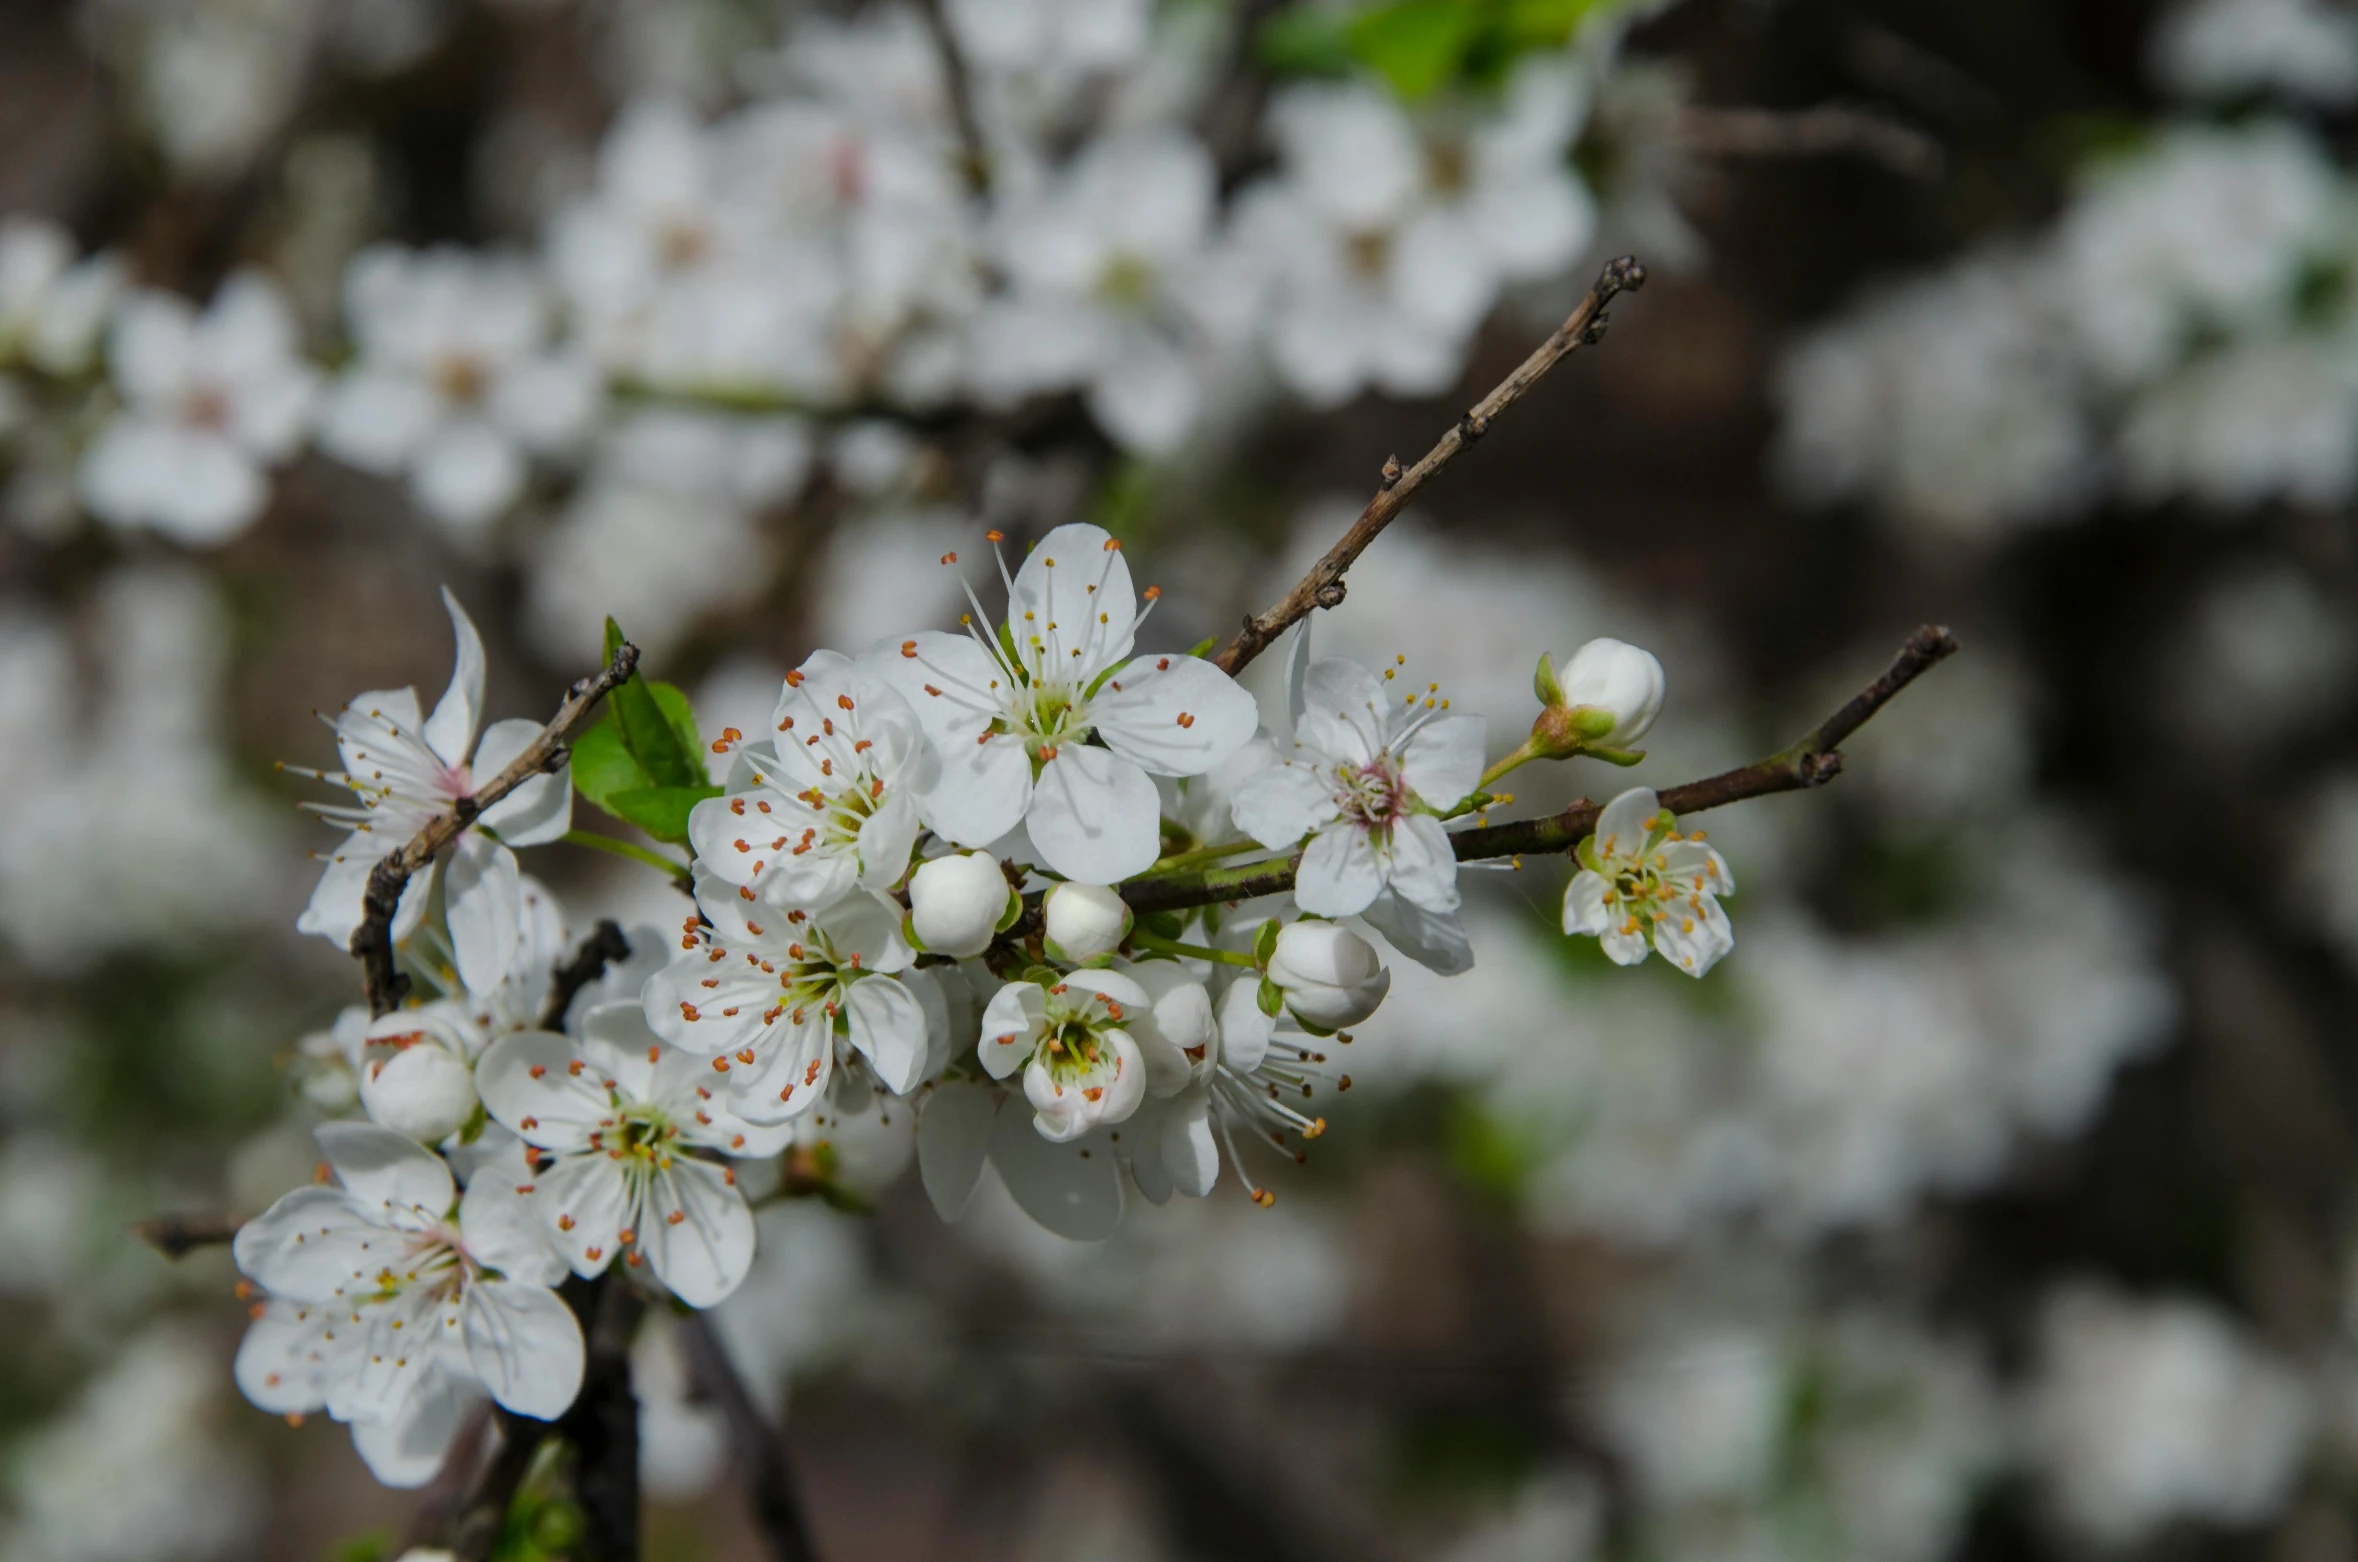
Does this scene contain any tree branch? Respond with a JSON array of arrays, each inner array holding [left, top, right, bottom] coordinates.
[[351, 639, 641, 1018], [1125, 625, 1958, 915], [541, 920, 634, 1032], [677, 1312, 824, 1562], [916, 0, 990, 195], [561, 1274, 648, 1562], [450, 1410, 549, 1562], [1671, 103, 1944, 181], [1211, 256, 1647, 679], [131, 1211, 242, 1258]]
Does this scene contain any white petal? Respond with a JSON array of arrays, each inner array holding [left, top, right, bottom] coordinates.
[[232, 1187, 379, 1302], [414, 421, 526, 535], [536, 1153, 631, 1277], [874, 631, 1003, 743], [476, 742, 572, 850], [1091, 654, 1258, 777], [1594, 788, 1662, 860], [846, 977, 928, 1096], [1159, 1093, 1220, 1198], [641, 1157, 755, 1307], [854, 792, 922, 894], [1215, 977, 1276, 1073], [1294, 825, 1386, 918], [458, 1174, 567, 1286], [1399, 713, 1486, 814], [350, 1372, 476, 1489], [110, 290, 194, 404], [234, 1301, 334, 1414], [1025, 744, 1160, 882], [987, 1098, 1123, 1241], [921, 733, 1034, 850], [424, 587, 487, 768], [978, 981, 1047, 1080], [1295, 658, 1388, 766], [446, 833, 522, 995], [1009, 522, 1136, 678], [475, 1033, 611, 1153], [1360, 890, 1474, 976], [462, 1281, 585, 1419], [1230, 760, 1339, 850], [1385, 814, 1461, 914], [1562, 870, 1610, 936], [316, 370, 441, 475], [916, 1079, 995, 1221], [315, 1121, 454, 1222]]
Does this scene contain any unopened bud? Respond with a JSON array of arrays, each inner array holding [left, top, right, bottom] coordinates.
[[907, 852, 1012, 958], [1267, 921, 1390, 1031], [1043, 882, 1132, 964], [1532, 637, 1664, 759], [360, 1042, 477, 1145]]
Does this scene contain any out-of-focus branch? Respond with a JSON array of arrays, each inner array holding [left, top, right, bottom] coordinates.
[[131, 1211, 241, 1258], [351, 640, 640, 1018], [451, 1410, 550, 1562], [540, 919, 634, 1031], [1125, 626, 1959, 914], [678, 1312, 824, 1562], [916, 0, 990, 194], [1671, 103, 1943, 180], [560, 1274, 648, 1562], [1212, 256, 1647, 679]]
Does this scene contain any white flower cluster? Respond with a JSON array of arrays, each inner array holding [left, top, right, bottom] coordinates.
[[1776, 27, 2358, 535], [256, 517, 1703, 1475]]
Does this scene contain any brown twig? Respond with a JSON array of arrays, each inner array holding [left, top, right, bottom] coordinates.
[[351, 640, 641, 1018], [560, 1274, 649, 1562], [1211, 256, 1647, 679], [540, 920, 634, 1032], [1670, 104, 1944, 180], [131, 1212, 242, 1258], [916, 0, 990, 195], [451, 1410, 549, 1562], [678, 1312, 824, 1562], [1124, 626, 1958, 915]]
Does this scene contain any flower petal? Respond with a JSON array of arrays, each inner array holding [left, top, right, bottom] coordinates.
[[1385, 813, 1460, 914], [1025, 744, 1160, 882], [642, 1157, 755, 1307], [315, 1121, 455, 1223], [1360, 889, 1474, 976], [234, 1300, 334, 1414], [536, 1153, 631, 1278], [846, 977, 928, 1096], [1594, 787, 1662, 861], [232, 1187, 380, 1302], [476, 718, 572, 845], [462, 1281, 585, 1419], [1009, 521, 1136, 680], [916, 1079, 995, 1221], [1091, 655, 1257, 777], [350, 1371, 477, 1489], [1295, 658, 1387, 766], [1230, 761, 1339, 850], [921, 733, 1034, 850], [423, 587, 488, 769], [1294, 824, 1386, 918], [447, 833, 523, 995], [475, 1033, 611, 1153], [874, 630, 1003, 743], [458, 1174, 568, 1287], [987, 1098, 1123, 1241], [1398, 713, 1485, 813], [978, 981, 1046, 1080], [1159, 1092, 1220, 1198], [1562, 870, 1610, 937]]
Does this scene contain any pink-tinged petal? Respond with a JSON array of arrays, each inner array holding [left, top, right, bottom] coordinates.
[[1360, 890, 1474, 976], [873, 631, 1004, 743], [457, 1175, 567, 1288], [987, 1099, 1123, 1241], [1025, 744, 1160, 883], [476, 718, 571, 845], [1009, 521, 1136, 680], [846, 977, 928, 1096], [1159, 1093, 1220, 1198], [1090, 655, 1257, 777], [1229, 761, 1339, 850], [475, 1033, 610, 1152], [446, 834, 522, 996], [232, 1187, 380, 1303], [1385, 813, 1461, 915], [423, 587, 487, 769], [462, 1281, 584, 1419], [922, 732, 1034, 849], [978, 982, 1045, 1081], [536, 1153, 631, 1278], [1398, 713, 1485, 814], [1594, 788, 1661, 860], [314, 1121, 454, 1222], [349, 1371, 476, 1489], [1295, 658, 1388, 766], [1293, 824, 1385, 918], [642, 1157, 754, 1307], [917, 1080, 995, 1221]]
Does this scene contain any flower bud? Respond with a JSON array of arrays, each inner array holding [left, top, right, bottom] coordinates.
[[1551, 637, 1663, 742], [1267, 921, 1390, 1030], [907, 851, 1012, 958], [360, 1039, 477, 1145], [1043, 882, 1132, 964]]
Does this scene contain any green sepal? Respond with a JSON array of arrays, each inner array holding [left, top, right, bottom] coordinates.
[[606, 784, 724, 844], [1257, 976, 1285, 1018], [1293, 1013, 1337, 1038], [1533, 651, 1563, 707], [1186, 635, 1219, 659], [1584, 743, 1646, 768], [1251, 917, 1280, 971], [996, 883, 1025, 933], [1568, 704, 1620, 741], [457, 1099, 487, 1146], [901, 911, 931, 956], [1575, 835, 1604, 874], [1139, 910, 1187, 941]]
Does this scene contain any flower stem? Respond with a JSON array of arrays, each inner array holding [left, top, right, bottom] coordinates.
[[1129, 929, 1260, 968], [1477, 739, 1540, 792], [563, 829, 691, 881], [1138, 836, 1269, 877]]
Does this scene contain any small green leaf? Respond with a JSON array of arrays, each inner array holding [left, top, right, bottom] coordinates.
[[569, 719, 649, 810], [1259, 4, 1357, 76], [602, 618, 707, 789], [606, 784, 724, 844], [1186, 635, 1219, 659], [1349, 0, 1481, 99]]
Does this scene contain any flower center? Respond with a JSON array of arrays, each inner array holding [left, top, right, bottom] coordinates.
[[434, 353, 488, 404], [181, 384, 232, 431], [1424, 138, 1471, 195], [1332, 757, 1407, 836], [1346, 229, 1391, 278], [1096, 252, 1156, 309]]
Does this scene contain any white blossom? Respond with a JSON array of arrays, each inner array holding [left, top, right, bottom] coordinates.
[[231, 1122, 583, 1486], [1265, 920, 1391, 1030], [1545, 636, 1665, 746], [876, 521, 1257, 882], [1041, 880, 1131, 964], [978, 968, 1184, 1143], [79, 273, 316, 544], [1563, 786, 1735, 976], [0, 216, 123, 376]]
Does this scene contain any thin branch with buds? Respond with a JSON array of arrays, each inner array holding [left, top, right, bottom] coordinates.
[[1126, 625, 1959, 915], [1212, 255, 1647, 678], [351, 639, 641, 1018], [540, 919, 634, 1031]]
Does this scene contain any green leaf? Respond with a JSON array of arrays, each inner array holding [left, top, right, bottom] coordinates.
[[606, 784, 724, 844], [602, 616, 707, 789], [1349, 0, 1482, 99], [1259, 4, 1357, 76], [568, 719, 646, 810]]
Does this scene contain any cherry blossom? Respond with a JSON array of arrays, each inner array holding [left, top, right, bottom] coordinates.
[[1562, 786, 1737, 976], [231, 1122, 581, 1487], [876, 521, 1256, 882], [293, 589, 572, 994]]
